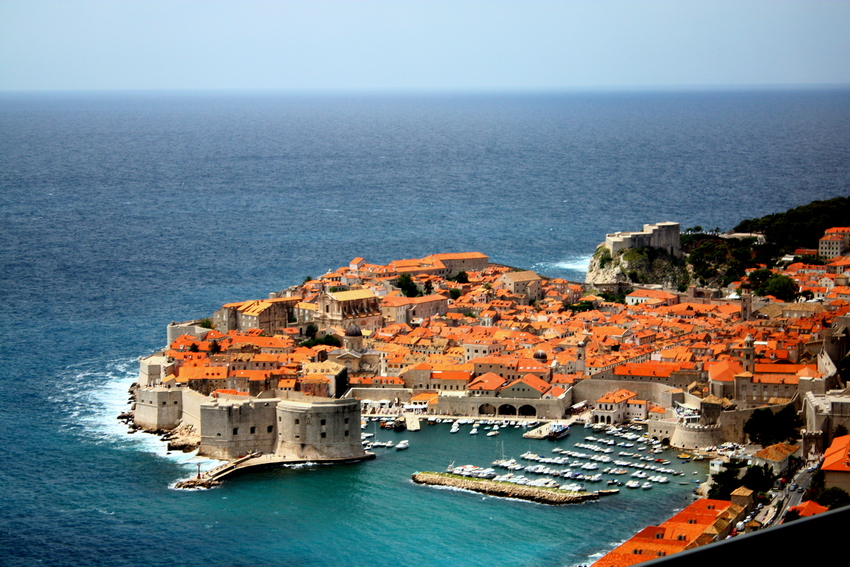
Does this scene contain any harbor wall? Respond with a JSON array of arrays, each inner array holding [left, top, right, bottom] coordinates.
[[275, 397, 364, 461], [198, 398, 280, 459]]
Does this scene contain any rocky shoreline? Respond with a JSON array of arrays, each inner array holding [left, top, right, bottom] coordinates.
[[117, 385, 200, 453], [411, 472, 600, 505]]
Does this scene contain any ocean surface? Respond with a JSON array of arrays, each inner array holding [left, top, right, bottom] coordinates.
[[1, 89, 848, 567]]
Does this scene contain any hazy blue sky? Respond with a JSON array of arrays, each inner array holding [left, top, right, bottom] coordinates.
[[1, 0, 849, 92]]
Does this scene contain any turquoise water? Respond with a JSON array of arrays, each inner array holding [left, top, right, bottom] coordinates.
[[1, 90, 848, 566]]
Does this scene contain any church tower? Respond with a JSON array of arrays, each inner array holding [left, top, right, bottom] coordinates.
[[741, 282, 753, 321], [743, 334, 755, 374], [576, 340, 587, 375]]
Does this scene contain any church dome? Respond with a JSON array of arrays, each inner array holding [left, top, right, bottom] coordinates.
[[345, 323, 363, 337], [533, 349, 548, 362]]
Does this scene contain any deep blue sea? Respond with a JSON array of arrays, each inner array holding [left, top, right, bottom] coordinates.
[[1, 89, 849, 567]]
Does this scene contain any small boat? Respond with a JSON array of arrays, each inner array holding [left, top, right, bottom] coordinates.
[[395, 440, 409, 450], [486, 430, 499, 436], [677, 453, 691, 460], [470, 428, 479, 435], [547, 423, 571, 440]]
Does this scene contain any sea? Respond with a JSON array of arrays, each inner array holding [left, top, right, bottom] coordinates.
[[1, 89, 848, 567]]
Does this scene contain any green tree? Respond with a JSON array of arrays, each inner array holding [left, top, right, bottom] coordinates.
[[744, 408, 774, 446], [773, 405, 803, 443], [209, 340, 221, 355], [740, 464, 776, 493], [748, 268, 773, 290], [188, 342, 199, 353], [453, 271, 469, 284], [760, 274, 799, 301], [815, 487, 850, 510], [198, 318, 213, 329], [395, 273, 420, 297], [744, 406, 803, 446], [449, 288, 462, 301], [708, 462, 745, 500], [305, 323, 318, 339]]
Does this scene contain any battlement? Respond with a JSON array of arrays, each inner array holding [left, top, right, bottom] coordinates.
[[605, 221, 682, 258]]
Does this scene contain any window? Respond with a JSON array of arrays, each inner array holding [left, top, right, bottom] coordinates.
[[267, 426, 273, 433], [321, 419, 326, 426], [321, 432, 326, 439], [232, 428, 239, 436], [295, 419, 300, 425]]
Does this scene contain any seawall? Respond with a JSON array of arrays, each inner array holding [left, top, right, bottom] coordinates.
[[411, 472, 599, 505]]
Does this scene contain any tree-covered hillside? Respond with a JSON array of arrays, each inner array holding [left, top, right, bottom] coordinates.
[[734, 196, 850, 253]]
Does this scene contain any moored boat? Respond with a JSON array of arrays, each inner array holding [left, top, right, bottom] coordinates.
[[546, 423, 571, 440]]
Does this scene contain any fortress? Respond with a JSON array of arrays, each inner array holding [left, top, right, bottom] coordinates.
[[134, 380, 371, 464], [604, 221, 682, 258]]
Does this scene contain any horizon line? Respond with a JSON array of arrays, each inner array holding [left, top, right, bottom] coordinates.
[[2, 83, 850, 97]]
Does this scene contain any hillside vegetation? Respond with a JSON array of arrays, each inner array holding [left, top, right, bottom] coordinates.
[[734, 195, 850, 253], [587, 195, 850, 292]]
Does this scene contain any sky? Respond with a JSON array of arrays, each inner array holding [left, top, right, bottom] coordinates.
[[1, 0, 849, 92]]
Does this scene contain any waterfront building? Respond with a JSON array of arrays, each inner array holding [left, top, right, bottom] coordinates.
[[592, 498, 747, 567]]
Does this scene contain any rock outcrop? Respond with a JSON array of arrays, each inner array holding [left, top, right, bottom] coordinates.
[[585, 244, 689, 292]]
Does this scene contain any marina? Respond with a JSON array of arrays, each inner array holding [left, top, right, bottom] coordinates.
[[356, 416, 708, 511]]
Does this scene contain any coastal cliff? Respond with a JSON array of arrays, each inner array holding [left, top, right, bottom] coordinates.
[[585, 244, 690, 292]]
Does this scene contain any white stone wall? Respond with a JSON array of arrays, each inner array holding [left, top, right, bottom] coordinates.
[[134, 387, 184, 431], [198, 398, 280, 459], [274, 398, 364, 460]]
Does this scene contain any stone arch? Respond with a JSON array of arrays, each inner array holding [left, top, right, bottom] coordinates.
[[479, 403, 497, 416], [498, 404, 517, 416], [518, 404, 536, 417]]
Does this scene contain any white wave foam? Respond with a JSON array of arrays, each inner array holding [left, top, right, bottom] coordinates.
[[53, 357, 223, 474], [533, 254, 593, 274]]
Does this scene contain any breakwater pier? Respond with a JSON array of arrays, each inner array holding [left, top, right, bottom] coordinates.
[[175, 451, 376, 489], [411, 472, 600, 505]]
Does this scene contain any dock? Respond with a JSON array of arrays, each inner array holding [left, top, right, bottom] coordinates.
[[411, 472, 599, 505], [404, 413, 421, 431], [522, 418, 577, 439], [174, 451, 376, 489]]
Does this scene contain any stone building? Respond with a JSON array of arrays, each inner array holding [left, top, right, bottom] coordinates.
[[499, 270, 544, 304], [196, 391, 366, 461], [213, 297, 300, 334], [604, 221, 682, 258], [314, 289, 383, 332]]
